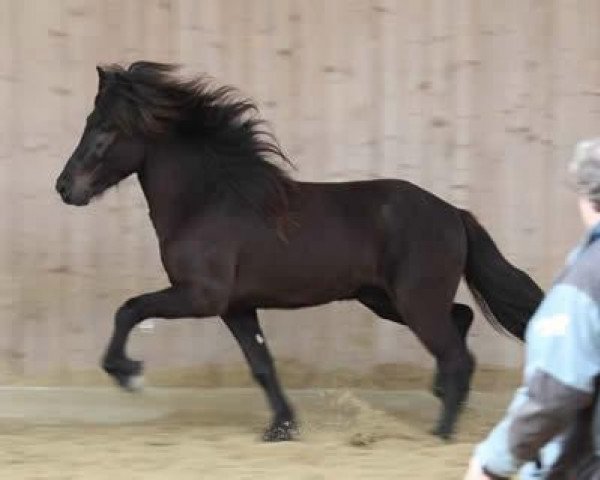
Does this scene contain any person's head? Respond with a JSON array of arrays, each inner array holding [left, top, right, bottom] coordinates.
[[569, 138, 600, 228]]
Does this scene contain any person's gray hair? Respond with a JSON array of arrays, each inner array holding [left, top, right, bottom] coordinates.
[[568, 138, 600, 202]]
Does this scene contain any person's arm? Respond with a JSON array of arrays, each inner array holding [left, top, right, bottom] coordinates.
[[468, 284, 600, 479]]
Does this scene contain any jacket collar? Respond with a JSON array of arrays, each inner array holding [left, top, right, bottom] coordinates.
[[566, 221, 600, 267]]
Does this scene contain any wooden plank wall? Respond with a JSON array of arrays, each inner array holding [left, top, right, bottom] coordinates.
[[0, 0, 598, 383]]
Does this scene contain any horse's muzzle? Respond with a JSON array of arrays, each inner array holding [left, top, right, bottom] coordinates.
[[55, 175, 90, 206]]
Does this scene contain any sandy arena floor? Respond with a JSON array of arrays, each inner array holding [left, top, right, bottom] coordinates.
[[0, 385, 513, 479]]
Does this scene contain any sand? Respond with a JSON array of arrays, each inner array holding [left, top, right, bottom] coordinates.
[[0, 385, 514, 480]]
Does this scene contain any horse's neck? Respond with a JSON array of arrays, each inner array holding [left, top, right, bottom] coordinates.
[[137, 146, 205, 243]]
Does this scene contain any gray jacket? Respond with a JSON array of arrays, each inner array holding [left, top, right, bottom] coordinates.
[[475, 223, 600, 479]]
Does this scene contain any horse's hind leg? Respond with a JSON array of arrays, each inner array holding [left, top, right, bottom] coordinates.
[[358, 289, 473, 335], [222, 309, 297, 442], [432, 303, 474, 399], [358, 290, 474, 403], [397, 292, 475, 440]]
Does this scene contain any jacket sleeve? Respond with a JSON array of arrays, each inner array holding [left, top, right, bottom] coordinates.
[[475, 284, 600, 478]]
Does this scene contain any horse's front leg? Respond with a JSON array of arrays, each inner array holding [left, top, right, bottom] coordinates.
[[102, 286, 217, 390], [222, 310, 297, 442]]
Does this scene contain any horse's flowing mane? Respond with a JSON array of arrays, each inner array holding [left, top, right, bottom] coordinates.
[[97, 61, 294, 221]]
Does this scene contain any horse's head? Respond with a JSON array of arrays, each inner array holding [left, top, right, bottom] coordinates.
[[56, 61, 292, 218], [55, 66, 147, 206]]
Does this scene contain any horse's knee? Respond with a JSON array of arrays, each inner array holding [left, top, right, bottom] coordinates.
[[114, 298, 144, 328]]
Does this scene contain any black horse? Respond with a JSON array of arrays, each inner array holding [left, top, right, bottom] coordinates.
[[55, 62, 543, 441]]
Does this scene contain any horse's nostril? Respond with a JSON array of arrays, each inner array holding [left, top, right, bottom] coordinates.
[[56, 178, 69, 199]]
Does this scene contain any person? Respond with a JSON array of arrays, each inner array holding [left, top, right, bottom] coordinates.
[[464, 138, 600, 480]]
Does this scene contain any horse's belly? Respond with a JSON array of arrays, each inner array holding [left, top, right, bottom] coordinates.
[[231, 258, 375, 310]]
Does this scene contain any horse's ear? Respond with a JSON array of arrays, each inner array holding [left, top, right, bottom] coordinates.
[[96, 65, 107, 90]]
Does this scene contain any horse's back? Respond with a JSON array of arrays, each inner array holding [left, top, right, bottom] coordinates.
[[295, 178, 463, 242]]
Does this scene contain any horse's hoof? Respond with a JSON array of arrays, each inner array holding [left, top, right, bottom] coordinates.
[[432, 386, 444, 399], [262, 419, 299, 442], [430, 425, 453, 441], [120, 373, 145, 392], [102, 358, 144, 393]]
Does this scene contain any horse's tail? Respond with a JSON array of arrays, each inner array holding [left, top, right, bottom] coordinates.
[[460, 209, 544, 340]]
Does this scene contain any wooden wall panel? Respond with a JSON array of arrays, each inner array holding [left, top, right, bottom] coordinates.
[[0, 0, 598, 383]]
